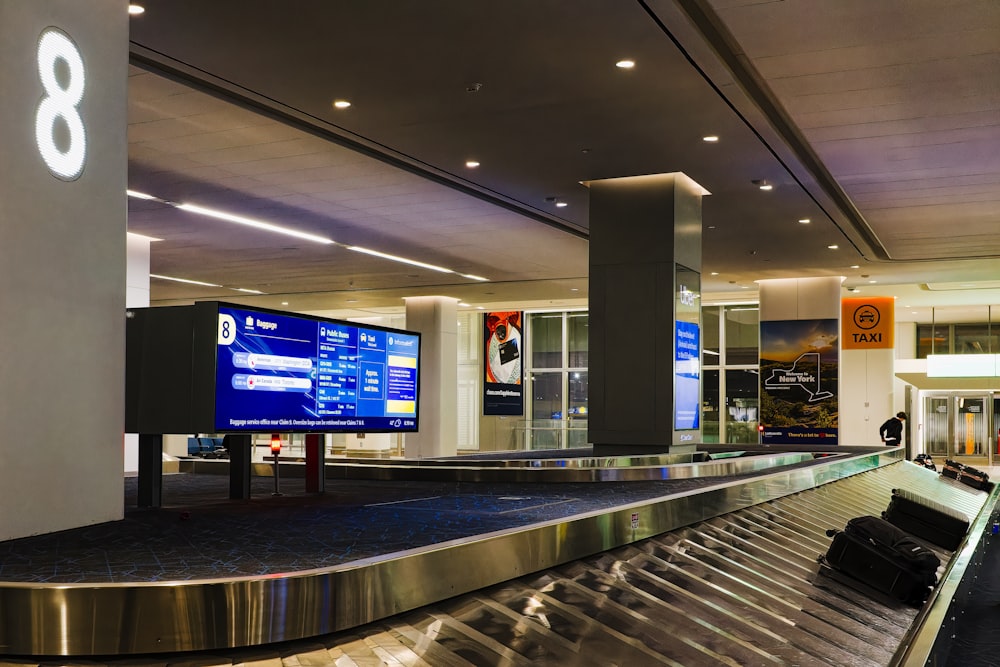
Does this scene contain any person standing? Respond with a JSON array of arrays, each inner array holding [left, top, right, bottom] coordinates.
[[880, 411, 907, 446]]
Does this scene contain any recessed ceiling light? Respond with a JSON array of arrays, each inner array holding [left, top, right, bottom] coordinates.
[[570, 288, 579, 292], [465, 160, 480, 168], [555, 201, 568, 208], [332, 100, 351, 109], [828, 244, 839, 249], [281, 302, 289, 306], [346, 299, 358, 303], [869, 280, 877, 284], [798, 218, 811, 224], [615, 59, 635, 69], [710, 272, 719, 276], [850, 265, 860, 269], [759, 183, 773, 191], [458, 302, 470, 307], [128, 4, 145, 15], [702, 136, 719, 143], [232, 287, 265, 295]]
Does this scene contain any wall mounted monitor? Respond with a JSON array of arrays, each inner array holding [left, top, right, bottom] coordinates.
[[125, 302, 420, 434]]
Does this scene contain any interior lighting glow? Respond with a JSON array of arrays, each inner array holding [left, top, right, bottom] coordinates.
[[465, 160, 480, 168], [615, 59, 635, 69], [347, 246, 453, 274], [232, 287, 265, 294], [850, 264, 860, 269], [460, 273, 489, 282], [175, 202, 334, 244], [332, 100, 351, 109], [150, 274, 219, 287], [798, 218, 811, 224], [555, 201, 568, 208], [128, 4, 145, 15], [710, 272, 719, 276], [758, 183, 773, 191], [126, 231, 162, 242], [126, 189, 157, 200], [702, 136, 719, 142], [35, 28, 86, 180], [828, 244, 839, 249]]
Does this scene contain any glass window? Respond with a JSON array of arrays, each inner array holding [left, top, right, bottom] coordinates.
[[530, 371, 563, 420], [725, 306, 759, 365], [725, 369, 759, 444], [916, 324, 951, 358], [530, 314, 563, 368], [954, 324, 995, 354], [568, 313, 588, 368], [702, 369, 720, 443], [702, 306, 720, 366], [568, 371, 588, 420]]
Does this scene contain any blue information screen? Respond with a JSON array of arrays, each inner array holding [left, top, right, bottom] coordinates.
[[214, 306, 419, 432], [675, 319, 700, 430]]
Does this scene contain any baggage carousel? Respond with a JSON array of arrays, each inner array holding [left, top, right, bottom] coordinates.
[[0, 446, 995, 665]]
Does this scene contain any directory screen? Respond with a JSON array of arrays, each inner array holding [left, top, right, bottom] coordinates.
[[214, 306, 419, 432]]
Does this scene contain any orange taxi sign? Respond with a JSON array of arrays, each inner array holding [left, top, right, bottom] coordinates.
[[842, 297, 894, 349]]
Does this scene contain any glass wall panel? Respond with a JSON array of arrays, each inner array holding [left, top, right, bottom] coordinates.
[[702, 306, 720, 367], [530, 314, 563, 368], [725, 307, 759, 364], [702, 369, 720, 443], [568, 371, 588, 419], [954, 324, 996, 354], [726, 369, 759, 444], [568, 313, 589, 368], [529, 371, 563, 449], [916, 324, 949, 358]]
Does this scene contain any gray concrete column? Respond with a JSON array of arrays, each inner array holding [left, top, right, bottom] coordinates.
[[404, 296, 458, 458], [587, 173, 706, 454], [0, 1, 128, 540]]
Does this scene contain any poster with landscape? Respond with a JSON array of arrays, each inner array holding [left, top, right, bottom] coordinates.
[[759, 319, 839, 445]]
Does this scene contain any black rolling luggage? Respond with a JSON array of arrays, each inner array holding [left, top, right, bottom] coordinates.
[[942, 459, 993, 491], [823, 515, 939, 605], [883, 488, 970, 551]]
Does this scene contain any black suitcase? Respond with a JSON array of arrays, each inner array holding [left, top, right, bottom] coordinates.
[[823, 515, 939, 605], [883, 488, 970, 551], [942, 459, 993, 491]]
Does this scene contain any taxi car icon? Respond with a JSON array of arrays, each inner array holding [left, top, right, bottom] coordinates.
[[858, 311, 875, 323]]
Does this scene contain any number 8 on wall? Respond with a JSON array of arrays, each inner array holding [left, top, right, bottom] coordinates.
[[35, 27, 86, 181]]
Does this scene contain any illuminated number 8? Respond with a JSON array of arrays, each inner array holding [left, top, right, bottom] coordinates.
[[35, 28, 86, 180]]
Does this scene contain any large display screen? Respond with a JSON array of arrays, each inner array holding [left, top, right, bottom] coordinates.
[[214, 305, 419, 432]]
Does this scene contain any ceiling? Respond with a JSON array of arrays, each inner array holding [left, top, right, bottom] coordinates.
[[125, 0, 1000, 321]]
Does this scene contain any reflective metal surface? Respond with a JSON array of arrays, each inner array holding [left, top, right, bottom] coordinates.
[[189, 450, 823, 483], [3, 447, 983, 659]]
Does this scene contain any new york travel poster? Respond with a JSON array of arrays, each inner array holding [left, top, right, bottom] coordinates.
[[759, 319, 839, 444]]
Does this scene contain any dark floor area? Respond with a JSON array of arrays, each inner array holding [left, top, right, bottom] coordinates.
[[0, 458, 822, 584]]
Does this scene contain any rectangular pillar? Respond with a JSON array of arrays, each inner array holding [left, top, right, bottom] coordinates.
[[404, 296, 458, 458], [304, 432, 325, 493], [587, 173, 705, 454], [136, 434, 163, 508], [0, 1, 129, 540], [226, 434, 252, 499], [758, 277, 843, 445]]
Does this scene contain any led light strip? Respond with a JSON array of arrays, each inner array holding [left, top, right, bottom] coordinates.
[[129, 191, 490, 282]]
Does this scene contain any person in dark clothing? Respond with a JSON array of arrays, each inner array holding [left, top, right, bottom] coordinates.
[[880, 411, 907, 446]]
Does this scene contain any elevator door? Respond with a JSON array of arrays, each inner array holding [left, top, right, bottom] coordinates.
[[924, 394, 992, 466]]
